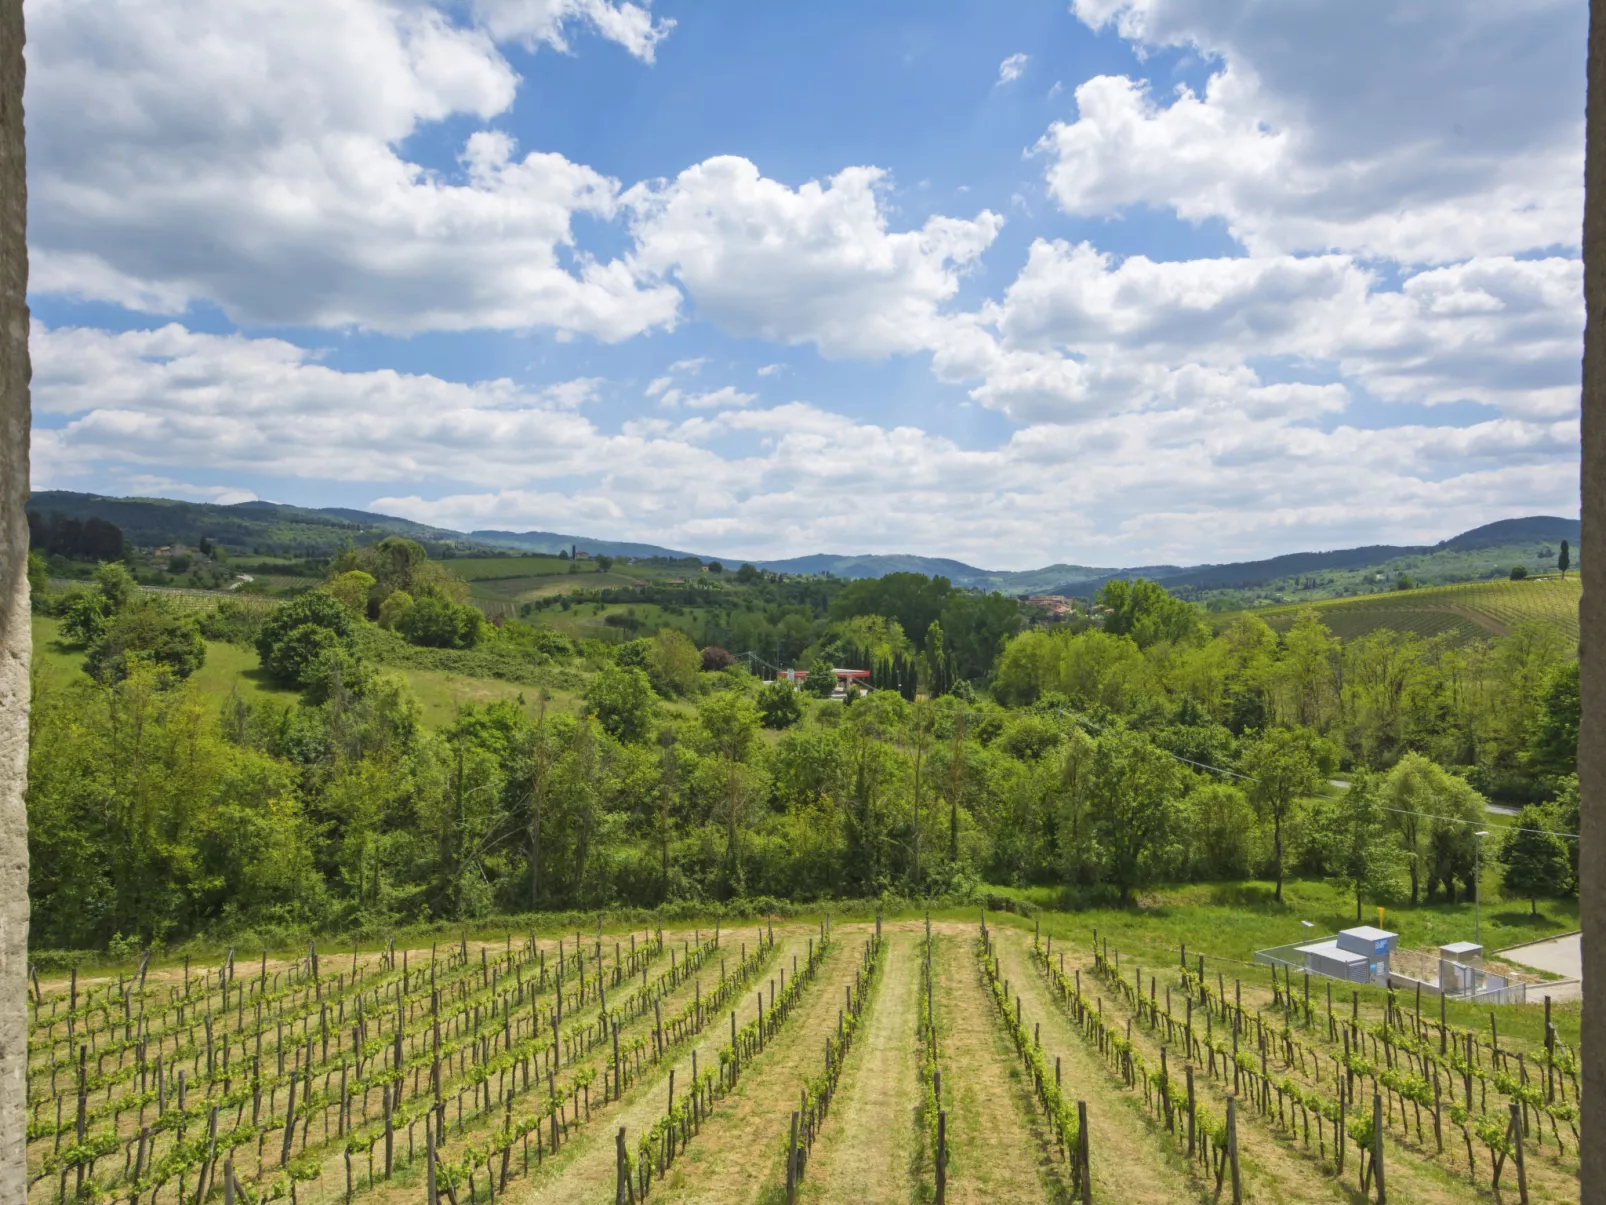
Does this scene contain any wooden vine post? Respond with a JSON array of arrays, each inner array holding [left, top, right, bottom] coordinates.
[[936, 1110, 947, 1205], [616, 1126, 631, 1205], [1226, 1096, 1242, 1205], [1077, 1100, 1092, 1205], [786, 1110, 800, 1204], [1373, 1092, 1385, 1204], [1509, 1101, 1528, 1205]]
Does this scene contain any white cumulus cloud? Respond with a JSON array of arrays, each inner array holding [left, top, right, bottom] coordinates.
[[26, 0, 680, 338], [628, 157, 1004, 358]]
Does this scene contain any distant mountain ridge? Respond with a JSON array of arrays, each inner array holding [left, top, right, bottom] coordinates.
[[25, 491, 1578, 595]]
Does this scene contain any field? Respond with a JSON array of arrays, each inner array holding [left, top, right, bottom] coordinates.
[[26, 908, 1581, 1205], [446, 556, 578, 581], [1231, 576, 1580, 648], [29, 616, 569, 729]]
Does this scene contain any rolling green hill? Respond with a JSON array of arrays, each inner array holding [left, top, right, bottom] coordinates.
[[1229, 575, 1581, 648]]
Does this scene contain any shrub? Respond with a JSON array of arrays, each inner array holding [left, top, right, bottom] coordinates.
[[396, 595, 484, 649], [701, 645, 736, 672], [257, 591, 354, 685], [84, 600, 207, 683], [757, 680, 802, 729]]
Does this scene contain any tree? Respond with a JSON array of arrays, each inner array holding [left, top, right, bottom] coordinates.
[[829, 572, 953, 650], [757, 680, 803, 729], [596, 554, 614, 573], [1498, 806, 1571, 914], [1085, 730, 1182, 902], [377, 590, 414, 629], [938, 592, 1021, 680], [1510, 565, 1529, 580], [1558, 539, 1570, 579], [647, 629, 700, 697], [256, 590, 354, 684], [1097, 579, 1204, 648], [584, 664, 656, 744], [701, 645, 736, 672], [326, 569, 376, 617], [1528, 661, 1579, 779], [1306, 773, 1403, 920], [706, 561, 724, 574], [736, 563, 760, 584], [698, 691, 761, 892], [1382, 752, 1485, 903], [84, 599, 207, 683], [397, 595, 483, 648], [26, 550, 45, 597], [1240, 726, 1326, 902]]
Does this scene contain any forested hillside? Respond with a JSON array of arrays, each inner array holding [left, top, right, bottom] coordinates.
[[23, 534, 1579, 952]]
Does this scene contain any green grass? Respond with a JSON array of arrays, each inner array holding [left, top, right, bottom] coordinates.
[[30, 614, 581, 727], [445, 555, 575, 580], [1225, 575, 1580, 647], [979, 875, 1580, 1047]]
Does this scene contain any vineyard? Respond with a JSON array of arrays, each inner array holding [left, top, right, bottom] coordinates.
[[26, 919, 1581, 1204], [1239, 577, 1581, 648]]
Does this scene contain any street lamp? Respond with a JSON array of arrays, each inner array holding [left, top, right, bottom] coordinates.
[[1473, 831, 1491, 941]]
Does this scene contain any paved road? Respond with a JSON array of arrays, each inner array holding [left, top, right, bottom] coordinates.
[[1498, 932, 1583, 1001]]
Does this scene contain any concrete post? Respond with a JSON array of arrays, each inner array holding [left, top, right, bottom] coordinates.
[[0, 4, 29, 1200]]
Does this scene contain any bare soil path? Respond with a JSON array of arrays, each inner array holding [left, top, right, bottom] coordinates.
[[806, 930, 920, 1205]]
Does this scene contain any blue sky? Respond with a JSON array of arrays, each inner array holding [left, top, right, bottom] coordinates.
[[25, 0, 1586, 568]]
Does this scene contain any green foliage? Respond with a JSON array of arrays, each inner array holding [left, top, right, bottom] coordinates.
[[27, 549, 47, 596], [377, 588, 413, 629], [83, 598, 207, 684], [1305, 771, 1403, 919], [647, 628, 701, 697], [1239, 725, 1330, 900], [584, 664, 656, 744], [1498, 805, 1572, 913], [1181, 781, 1257, 881], [329, 535, 468, 603], [1382, 752, 1485, 903], [395, 594, 484, 649], [256, 590, 355, 686], [937, 592, 1021, 680], [830, 572, 954, 650], [325, 569, 375, 617], [1097, 578, 1204, 648], [1510, 565, 1529, 580], [1527, 660, 1578, 779], [1085, 729, 1183, 901], [756, 681, 802, 729]]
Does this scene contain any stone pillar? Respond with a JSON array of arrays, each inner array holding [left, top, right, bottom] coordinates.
[[0, 1, 27, 1199], [1583, 3, 1606, 1201]]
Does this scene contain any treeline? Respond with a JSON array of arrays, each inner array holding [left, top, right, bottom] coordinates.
[[27, 511, 126, 561], [26, 559, 1578, 949]]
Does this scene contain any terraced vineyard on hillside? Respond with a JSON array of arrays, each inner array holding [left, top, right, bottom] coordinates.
[[1236, 576, 1580, 649], [27, 919, 1580, 1204]]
